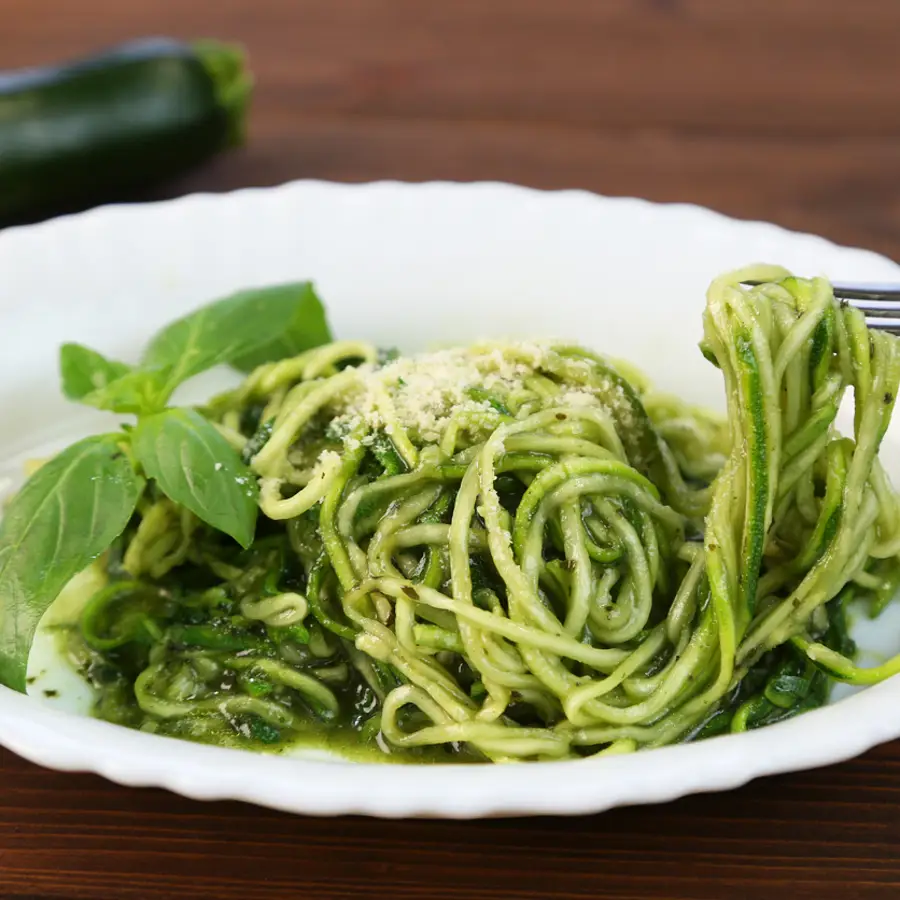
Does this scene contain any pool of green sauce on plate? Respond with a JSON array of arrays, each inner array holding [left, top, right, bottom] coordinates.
[[46, 571, 480, 766]]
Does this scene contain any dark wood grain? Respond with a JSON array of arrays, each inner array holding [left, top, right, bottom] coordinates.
[[3, 1, 900, 897]]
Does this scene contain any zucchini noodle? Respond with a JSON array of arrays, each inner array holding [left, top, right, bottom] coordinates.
[[65, 267, 900, 760]]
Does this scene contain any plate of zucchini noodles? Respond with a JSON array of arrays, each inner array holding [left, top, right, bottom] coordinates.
[[2, 180, 900, 818]]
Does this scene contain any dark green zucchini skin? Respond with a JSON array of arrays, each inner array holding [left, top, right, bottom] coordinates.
[[0, 38, 250, 224]]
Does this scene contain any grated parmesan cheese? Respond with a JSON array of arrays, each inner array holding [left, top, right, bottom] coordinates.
[[321, 341, 641, 449], [330, 342, 550, 443]]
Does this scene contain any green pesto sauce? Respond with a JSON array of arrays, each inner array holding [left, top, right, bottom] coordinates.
[[54, 618, 480, 766]]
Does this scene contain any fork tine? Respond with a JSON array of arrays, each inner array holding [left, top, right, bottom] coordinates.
[[864, 317, 900, 334], [739, 279, 900, 317], [845, 299, 900, 316], [830, 283, 900, 301]]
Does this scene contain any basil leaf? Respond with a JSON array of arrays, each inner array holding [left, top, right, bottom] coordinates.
[[0, 435, 144, 691], [60, 343, 132, 401], [81, 368, 171, 416], [142, 283, 330, 399], [59, 343, 169, 416], [231, 283, 332, 372], [132, 408, 258, 548]]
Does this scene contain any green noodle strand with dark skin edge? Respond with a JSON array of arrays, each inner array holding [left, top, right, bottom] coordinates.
[[30, 266, 900, 760]]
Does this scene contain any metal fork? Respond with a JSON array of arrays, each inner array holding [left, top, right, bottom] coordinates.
[[742, 280, 900, 334]]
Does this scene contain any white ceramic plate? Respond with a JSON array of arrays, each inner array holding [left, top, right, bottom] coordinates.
[[2, 180, 900, 819]]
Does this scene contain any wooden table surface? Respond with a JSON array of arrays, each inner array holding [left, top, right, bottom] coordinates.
[[4, 1, 900, 897]]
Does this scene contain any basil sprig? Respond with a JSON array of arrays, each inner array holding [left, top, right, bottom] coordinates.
[[0, 281, 331, 690]]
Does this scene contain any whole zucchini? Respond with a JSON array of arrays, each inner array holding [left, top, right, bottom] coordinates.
[[0, 38, 251, 223]]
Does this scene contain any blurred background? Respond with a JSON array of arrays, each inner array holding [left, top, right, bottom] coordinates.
[[4, 0, 900, 257]]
